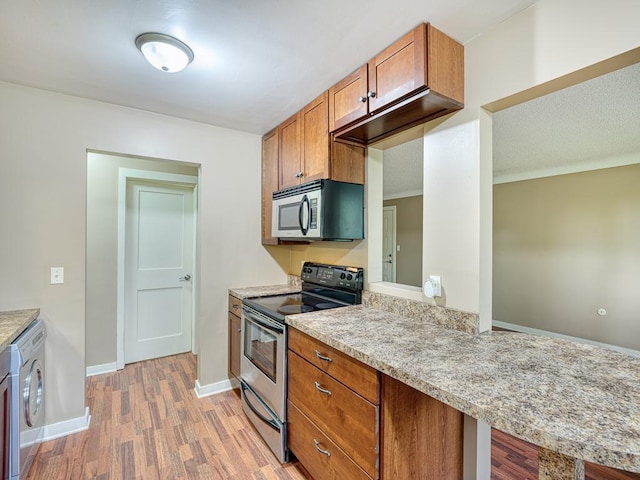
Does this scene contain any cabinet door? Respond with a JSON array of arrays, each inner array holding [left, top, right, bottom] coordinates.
[[228, 312, 241, 379], [328, 65, 368, 132], [262, 128, 279, 245], [301, 91, 330, 182], [279, 112, 302, 189], [367, 23, 427, 114]]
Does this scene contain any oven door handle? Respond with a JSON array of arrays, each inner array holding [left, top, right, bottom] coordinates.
[[243, 308, 284, 334], [241, 381, 280, 431], [298, 194, 310, 236]]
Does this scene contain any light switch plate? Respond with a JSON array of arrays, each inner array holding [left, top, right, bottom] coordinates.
[[50, 267, 64, 285]]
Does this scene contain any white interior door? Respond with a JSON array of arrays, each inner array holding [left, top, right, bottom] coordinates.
[[382, 206, 397, 282], [124, 180, 194, 364]]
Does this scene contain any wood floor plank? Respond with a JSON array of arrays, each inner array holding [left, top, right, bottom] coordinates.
[[26, 353, 639, 480]]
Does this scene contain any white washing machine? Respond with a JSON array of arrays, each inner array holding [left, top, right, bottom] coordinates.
[[9, 318, 46, 480]]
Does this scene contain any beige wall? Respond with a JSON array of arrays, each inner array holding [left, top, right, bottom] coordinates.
[[493, 165, 640, 350], [422, 0, 640, 330], [383, 196, 423, 287], [86, 153, 199, 368], [0, 82, 287, 427]]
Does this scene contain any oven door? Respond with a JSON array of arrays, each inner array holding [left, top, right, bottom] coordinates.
[[240, 305, 285, 420]]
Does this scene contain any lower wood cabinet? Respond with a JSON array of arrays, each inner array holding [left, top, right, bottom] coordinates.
[[228, 294, 242, 380], [287, 327, 464, 480], [288, 328, 379, 479]]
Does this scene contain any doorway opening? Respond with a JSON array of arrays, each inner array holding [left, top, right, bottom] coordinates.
[[86, 152, 199, 375]]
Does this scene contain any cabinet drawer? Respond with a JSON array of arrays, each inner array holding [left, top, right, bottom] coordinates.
[[288, 351, 379, 478], [228, 294, 242, 316], [288, 328, 379, 403], [288, 402, 374, 480]]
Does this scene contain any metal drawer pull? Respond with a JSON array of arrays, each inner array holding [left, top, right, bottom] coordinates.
[[313, 439, 331, 457], [314, 350, 332, 363], [314, 381, 332, 396], [232, 303, 239, 309]]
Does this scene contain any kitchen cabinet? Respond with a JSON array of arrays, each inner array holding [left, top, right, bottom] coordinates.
[[287, 328, 380, 480], [262, 93, 364, 244], [381, 375, 463, 479], [279, 92, 365, 190], [261, 128, 280, 245], [278, 111, 302, 189], [228, 294, 242, 380], [329, 23, 464, 144], [288, 327, 464, 480]]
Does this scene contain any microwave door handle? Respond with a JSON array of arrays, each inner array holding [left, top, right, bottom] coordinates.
[[298, 194, 310, 235]]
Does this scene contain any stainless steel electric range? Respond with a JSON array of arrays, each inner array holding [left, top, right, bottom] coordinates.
[[239, 262, 364, 462]]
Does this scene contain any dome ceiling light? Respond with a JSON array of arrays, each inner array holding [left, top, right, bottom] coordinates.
[[135, 33, 194, 73]]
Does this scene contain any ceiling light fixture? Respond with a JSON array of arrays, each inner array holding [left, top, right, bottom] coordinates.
[[135, 33, 194, 73]]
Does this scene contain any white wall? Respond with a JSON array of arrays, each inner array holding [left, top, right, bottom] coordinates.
[[0, 81, 287, 428]]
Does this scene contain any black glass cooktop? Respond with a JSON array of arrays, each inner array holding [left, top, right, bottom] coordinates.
[[243, 291, 349, 323]]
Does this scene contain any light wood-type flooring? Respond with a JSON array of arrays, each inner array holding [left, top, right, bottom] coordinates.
[[28, 353, 640, 479]]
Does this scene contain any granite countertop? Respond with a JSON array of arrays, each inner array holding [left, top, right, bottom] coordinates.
[[0, 309, 40, 351], [286, 305, 640, 473], [229, 283, 300, 300]]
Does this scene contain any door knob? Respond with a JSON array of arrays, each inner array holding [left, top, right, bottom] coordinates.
[[179, 274, 192, 282]]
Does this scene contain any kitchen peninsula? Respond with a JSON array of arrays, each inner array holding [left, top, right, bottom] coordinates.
[[284, 295, 640, 479]]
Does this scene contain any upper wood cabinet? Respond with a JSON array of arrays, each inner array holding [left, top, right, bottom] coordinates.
[[278, 91, 364, 190], [328, 65, 368, 132], [278, 111, 302, 189], [329, 23, 464, 144], [262, 128, 279, 245]]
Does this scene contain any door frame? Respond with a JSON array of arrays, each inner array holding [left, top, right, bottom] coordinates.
[[116, 168, 199, 370], [382, 205, 397, 283]]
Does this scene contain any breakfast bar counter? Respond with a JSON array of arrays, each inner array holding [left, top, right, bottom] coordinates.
[[286, 304, 640, 475]]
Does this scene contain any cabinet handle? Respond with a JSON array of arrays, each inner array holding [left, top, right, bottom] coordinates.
[[237, 328, 241, 333], [294, 171, 304, 178], [232, 303, 239, 309], [314, 350, 333, 363], [313, 438, 331, 457], [314, 381, 332, 396], [367, 90, 376, 98], [358, 96, 367, 103]]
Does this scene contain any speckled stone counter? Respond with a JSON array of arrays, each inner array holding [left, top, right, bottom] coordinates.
[[286, 305, 640, 474], [0, 308, 40, 351], [229, 275, 301, 299]]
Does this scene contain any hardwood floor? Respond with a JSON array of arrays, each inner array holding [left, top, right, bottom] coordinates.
[[28, 354, 308, 480], [28, 353, 640, 479]]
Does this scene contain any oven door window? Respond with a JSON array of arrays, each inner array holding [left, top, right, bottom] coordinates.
[[244, 317, 279, 382]]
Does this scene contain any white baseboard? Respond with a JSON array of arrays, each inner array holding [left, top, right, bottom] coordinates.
[[42, 407, 91, 442], [194, 378, 237, 399], [493, 320, 640, 358], [86, 362, 118, 377]]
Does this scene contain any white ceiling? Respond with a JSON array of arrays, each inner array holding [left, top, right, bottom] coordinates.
[[0, 0, 538, 135], [493, 62, 640, 182]]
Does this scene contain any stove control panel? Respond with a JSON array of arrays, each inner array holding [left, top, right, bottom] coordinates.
[[301, 262, 364, 291]]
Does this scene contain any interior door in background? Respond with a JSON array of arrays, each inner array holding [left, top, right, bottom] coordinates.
[[382, 206, 396, 282], [125, 181, 194, 364]]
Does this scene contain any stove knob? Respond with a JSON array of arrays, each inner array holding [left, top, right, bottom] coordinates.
[[340, 273, 346, 279], [347, 274, 353, 281]]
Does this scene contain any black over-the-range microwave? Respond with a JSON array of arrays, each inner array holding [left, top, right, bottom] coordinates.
[[272, 179, 364, 241]]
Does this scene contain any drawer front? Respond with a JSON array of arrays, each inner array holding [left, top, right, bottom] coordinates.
[[228, 294, 242, 316], [288, 328, 379, 404], [288, 351, 379, 477], [288, 402, 374, 480]]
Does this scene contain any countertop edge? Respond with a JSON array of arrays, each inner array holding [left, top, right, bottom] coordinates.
[[0, 308, 40, 351]]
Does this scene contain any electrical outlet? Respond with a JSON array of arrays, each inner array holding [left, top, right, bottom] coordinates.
[[50, 267, 64, 285]]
